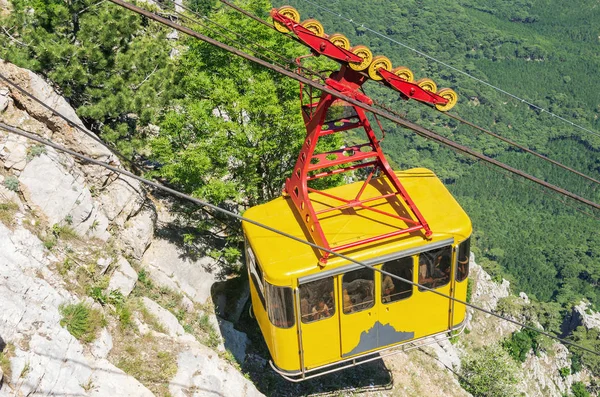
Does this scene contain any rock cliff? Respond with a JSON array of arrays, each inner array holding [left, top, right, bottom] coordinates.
[[0, 60, 261, 397]]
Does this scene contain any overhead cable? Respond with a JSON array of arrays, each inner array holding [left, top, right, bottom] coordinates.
[[107, 0, 600, 211], [1, 120, 598, 358]]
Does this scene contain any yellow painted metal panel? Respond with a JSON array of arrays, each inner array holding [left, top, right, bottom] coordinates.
[[243, 168, 472, 373]]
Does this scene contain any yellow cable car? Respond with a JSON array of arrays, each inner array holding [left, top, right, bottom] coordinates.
[[242, 168, 472, 381]]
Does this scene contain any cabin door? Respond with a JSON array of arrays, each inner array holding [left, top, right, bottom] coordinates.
[[297, 276, 340, 369], [339, 267, 378, 357], [376, 256, 417, 348]]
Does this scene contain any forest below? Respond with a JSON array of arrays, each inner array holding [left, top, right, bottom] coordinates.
[[1, 0, 600, 380]]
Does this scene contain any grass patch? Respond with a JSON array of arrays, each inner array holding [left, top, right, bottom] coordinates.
[[0, 343, 15, 382], [0, 201, 19, 228], [113, 333, 178, 397], [59, 302, 105, 343], [52, 223, 79, 241], [132, 268, 221, 348]]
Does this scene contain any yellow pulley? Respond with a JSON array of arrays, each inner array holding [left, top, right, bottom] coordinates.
[[435, 88, 459, 112], [274, 6, 300, 33], [367, 56, 392, 81], [348, 45, 373, 71]]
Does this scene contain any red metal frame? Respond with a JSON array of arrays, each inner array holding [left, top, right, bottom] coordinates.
[[285, 64, 432, 265], [378, 69, 449, 107], [270, 10, 362, 64]]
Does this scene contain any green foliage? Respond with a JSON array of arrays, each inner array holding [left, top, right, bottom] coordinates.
[[59, 302, 104, 343], [26, 144, 47, 160], [460, 344, 521, 396], [568, 327, 600, 376], [502, 328, 540, 362], [0, 201, 19, 228], [558, 366, 570, 378], [0, 0, 177, 154], [2, 176, 19, 192], [571, 353, 583, 374], [572, 381, 591, 397], [466, 278, 473, 303]]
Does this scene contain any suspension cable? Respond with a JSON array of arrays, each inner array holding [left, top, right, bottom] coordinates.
[[443, 112, 600, 186], [291, 0, 600, 140], [1, 120, 598, 357], [214, 0, 600, 189], [105, 0, 600, 212]]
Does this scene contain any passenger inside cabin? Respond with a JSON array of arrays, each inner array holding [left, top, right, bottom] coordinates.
[[311, 300, 330, 320], [382, 275, 395, 303]]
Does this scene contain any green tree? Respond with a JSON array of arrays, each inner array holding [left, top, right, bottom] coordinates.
[[0, 0, 177, 155], [460, 344, 521, 397]]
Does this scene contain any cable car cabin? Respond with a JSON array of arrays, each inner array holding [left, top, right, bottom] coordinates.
[[242, 168, 471, 381]]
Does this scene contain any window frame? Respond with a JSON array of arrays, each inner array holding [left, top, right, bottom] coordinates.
[[265, 282, 295, 329], [245, 241, 266, 309], [381, 256, 413, 304], [299, 277, 335, 324], [456, 237, 471, 283], [342, 267, 375, 314], [418, 245, 453, 292]]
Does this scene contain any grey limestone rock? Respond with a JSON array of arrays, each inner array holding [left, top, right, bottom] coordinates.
[[107, 256, 138, 297]]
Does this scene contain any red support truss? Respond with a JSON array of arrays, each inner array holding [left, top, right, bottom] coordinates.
[[285, 65, 432, 265]]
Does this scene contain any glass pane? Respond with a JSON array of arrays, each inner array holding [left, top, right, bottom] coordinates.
[[246, 243, 265, 308], [266, 283, 295, 329], [457, 237, 471, 282], [342, 268, 374, 314], [381, 256, 413, 303], [299, 278, 335, 323], [418, 246, 452, 291]]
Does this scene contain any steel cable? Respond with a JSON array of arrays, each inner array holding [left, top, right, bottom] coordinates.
[[107, 0, 600, 212], [1, 120, 598, 357]]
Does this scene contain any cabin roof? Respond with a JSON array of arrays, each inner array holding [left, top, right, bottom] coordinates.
[[242, 168, 472, 284]]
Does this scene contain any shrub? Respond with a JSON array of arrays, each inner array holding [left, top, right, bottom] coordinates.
[[26, 144, 47, 160], [59, 303, 104, 343], [460, 344, 520, 397], [3, 176, 19, 192], [558, 366, 570, 378], [572, 381, 590, 397], [502, 328, 539, 362]]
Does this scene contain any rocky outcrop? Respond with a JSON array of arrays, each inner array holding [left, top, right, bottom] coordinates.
[[563, 301, 600, 334], [0, 60, 254, 396], [170, 342, 262, 397], [0, 222, 152, 396]]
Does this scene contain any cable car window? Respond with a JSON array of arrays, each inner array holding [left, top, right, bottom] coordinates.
[[299, 278, 335, 323], [418, 246, 452, 291], [381, 256, 413, 303], [456, 237, 471, 282], [265, 282, 295, 329], [246, 243, 265, 308], [342, 268, 374, 314]]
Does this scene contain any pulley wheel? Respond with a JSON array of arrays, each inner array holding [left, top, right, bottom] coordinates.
[[329, 33, 350, 50], [391, 66, 414, 82], [416, 78, 437, 93], [435, 88, 459, 112], [301, 19, 325, 37], [274, 6, 300, 33], [368, 55, 392, 81], [348, 45, 373, 71]]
